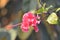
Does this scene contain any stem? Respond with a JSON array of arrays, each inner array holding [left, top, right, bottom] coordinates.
[[12, 23, 21, 27], [37, 0, 41, 8]]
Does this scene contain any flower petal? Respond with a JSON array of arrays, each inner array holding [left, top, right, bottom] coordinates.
[[33, 26, 39, 32]]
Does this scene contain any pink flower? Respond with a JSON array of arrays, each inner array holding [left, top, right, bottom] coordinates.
[[21, 12, 40, 32]]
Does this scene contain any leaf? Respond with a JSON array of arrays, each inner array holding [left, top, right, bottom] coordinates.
[[47, 12, 58, 24], [36, 3, 46, 14], [56, 8, 60, 12], [36, 7, 44, 14], [46, 5, 53, 11], [36, 3, 53, 14]]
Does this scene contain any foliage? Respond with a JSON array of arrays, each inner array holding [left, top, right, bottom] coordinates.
[[47, 12, 58, 24], [36, 3, 53, 14]]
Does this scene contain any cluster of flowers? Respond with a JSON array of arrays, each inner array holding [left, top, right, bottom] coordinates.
[[5, 12, 40, 32], [21, 12, 40, 32]]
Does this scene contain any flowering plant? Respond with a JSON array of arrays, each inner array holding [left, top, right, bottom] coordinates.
[[5, 11, 40, 32], [5, 3, 60, 33]]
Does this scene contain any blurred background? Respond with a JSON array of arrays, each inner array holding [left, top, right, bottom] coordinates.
[[0, 0, 60, 40]]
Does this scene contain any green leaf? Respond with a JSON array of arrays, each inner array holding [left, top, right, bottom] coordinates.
[[36, 7, 44, 14], [36, 3, 53, 14], [46, 5, 53, 11], [36, 3, 46, 14], [56, 8, 60, 12], [47, 12, 58, 24]]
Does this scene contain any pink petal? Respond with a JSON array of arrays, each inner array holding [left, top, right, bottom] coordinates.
[[21, 22, 29, 32], [37, 21, 41, 24], [33, 26, 39, 32], [22, 28, 28, 32], [37, 15, 40, 19]]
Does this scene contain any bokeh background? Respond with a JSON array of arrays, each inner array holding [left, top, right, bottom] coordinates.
[[0, 0, 60, 40]]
